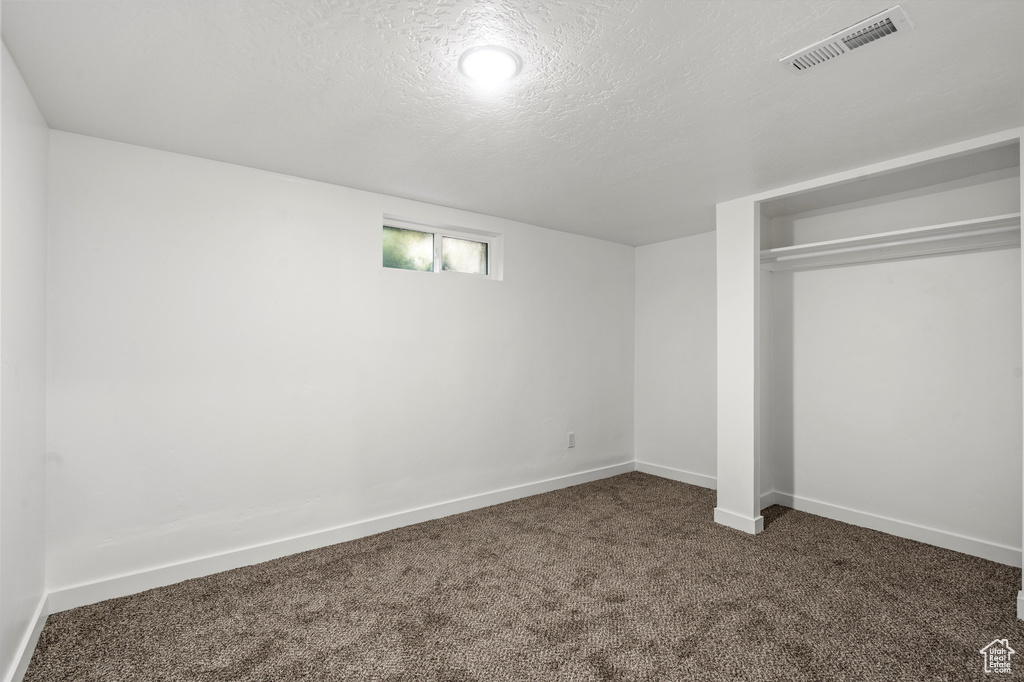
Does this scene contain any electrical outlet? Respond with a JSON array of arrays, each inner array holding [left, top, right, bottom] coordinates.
[[567, 432, 575, 449]]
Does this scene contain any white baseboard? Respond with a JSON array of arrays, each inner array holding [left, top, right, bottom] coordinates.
[[621, 463, 1021, 568], [634, 461, 716, 489], [47, 461, 635, 614], [713, 506, 765, 534], [628, 464, 774, 513], [35, 460, 1024, 632], [2, 594, 48, 682], [773, 492, 1022, 568]]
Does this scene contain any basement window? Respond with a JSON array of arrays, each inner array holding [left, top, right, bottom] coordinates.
[[382, 226, 435, 272], [382, 218, 499, 278]]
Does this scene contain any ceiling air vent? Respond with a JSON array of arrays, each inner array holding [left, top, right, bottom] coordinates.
[[780, 5, 914, 71]]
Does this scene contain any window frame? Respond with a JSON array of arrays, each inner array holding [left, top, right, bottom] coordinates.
[[382, 216, 503, 280]]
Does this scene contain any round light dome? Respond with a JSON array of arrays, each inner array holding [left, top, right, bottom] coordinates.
[[458, 46, 522, 85]]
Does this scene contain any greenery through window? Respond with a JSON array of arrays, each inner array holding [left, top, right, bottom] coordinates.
[[383, 225, 489, 276], [442, 236, 488, 275], [383, 226, 433, 271]]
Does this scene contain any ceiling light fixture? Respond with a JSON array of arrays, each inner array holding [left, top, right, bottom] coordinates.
[[458, 46, 522, 86]]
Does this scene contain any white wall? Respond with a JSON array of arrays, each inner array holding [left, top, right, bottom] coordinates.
[[713, 199, 763, 533], [767, 174, 1023, 562], [765, 169, 1020, 248], [46, 131, 635, 594], [0, 45, 49, 681], [640, 162, 1022, 562], [759, 268, 774, 500], [633, 230, 778, 501], [634, 231, 716, 485]]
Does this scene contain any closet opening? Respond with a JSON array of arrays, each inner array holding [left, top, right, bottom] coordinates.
[[756, 139, 1021, 567]]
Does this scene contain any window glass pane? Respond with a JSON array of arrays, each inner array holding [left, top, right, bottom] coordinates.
[[383, 226, 434, 271], [442, 236, 488, 275]]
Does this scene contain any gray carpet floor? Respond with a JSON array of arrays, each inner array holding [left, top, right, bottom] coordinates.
[[24, 472, 1024, 680]]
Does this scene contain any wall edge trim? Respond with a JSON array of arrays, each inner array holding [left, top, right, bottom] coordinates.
[[47, 461, 635, 614], [713, 506, 765, 534], [773, 492, 1022, 567], [635, 464, 1020, 567], [634, 461, 716, 489], [3, 594, 48, 682]]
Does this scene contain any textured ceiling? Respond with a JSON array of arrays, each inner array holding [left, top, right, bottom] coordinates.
[[3, 0, 1022, 245]]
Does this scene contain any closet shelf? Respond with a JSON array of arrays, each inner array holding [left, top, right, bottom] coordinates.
[[760, 213, 1021, 272]]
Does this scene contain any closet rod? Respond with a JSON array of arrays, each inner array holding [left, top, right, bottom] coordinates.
[[769, 224, 1019, 263]]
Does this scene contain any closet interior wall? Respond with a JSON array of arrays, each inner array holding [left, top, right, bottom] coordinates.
[[759, 145, 1022, 565]]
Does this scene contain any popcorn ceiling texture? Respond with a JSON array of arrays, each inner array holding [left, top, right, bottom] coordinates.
[[25, 473, 1024, 681], [3, 1, 1022, 245]]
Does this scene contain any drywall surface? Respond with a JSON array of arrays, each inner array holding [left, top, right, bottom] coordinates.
[[770, 246, 1022, 553], [714, 199, 763, 533], [764, 169, 1020, 249], [46, 131, 635, 592], [634, 231, 716, 481], [1, 44, 49, 680], [759, 269, 774, 501]]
